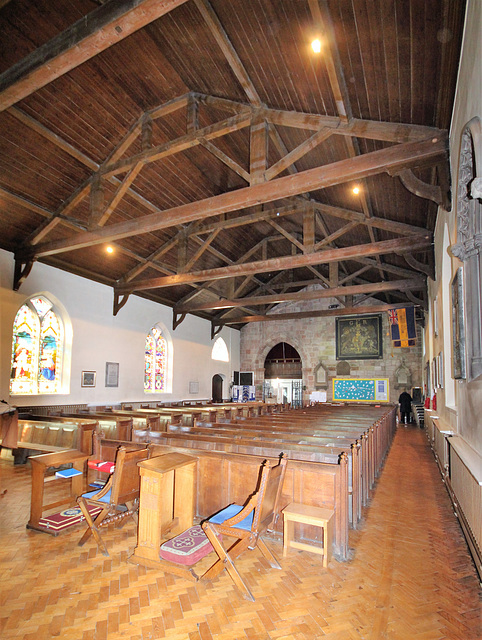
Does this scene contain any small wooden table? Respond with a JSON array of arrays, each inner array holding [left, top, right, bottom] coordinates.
[[282, 502, 334, 567], [130, 452, 197, 570], [27, 449, 89, 533]]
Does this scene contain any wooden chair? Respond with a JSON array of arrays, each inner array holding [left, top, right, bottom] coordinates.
[[77, 446, 149, 556], [205, 454, 288, 600]]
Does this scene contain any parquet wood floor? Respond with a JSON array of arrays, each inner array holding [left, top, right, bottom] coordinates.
[[0, 426, 480, 640]]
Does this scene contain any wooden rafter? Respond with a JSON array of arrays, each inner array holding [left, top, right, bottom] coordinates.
[[20, 135, 447, 260], [0, 0, 190, 111], [113, 235, 432, 294], [214, 302, 416, 327], [174, 277, 425, 313]]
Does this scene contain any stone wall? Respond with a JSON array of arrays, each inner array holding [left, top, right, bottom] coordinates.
[[240, 289, 423, 405]]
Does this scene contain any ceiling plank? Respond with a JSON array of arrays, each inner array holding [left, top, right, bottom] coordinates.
[[24, 135, 447, 259], [114, 235, 432, 293], [175, 277, 425, 312], [0, 0, 190, 111]]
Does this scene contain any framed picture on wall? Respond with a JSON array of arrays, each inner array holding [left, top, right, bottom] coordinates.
[[105, 362, 119, 387], [335, 314, 383, 360], [81, 371, 96, 387]]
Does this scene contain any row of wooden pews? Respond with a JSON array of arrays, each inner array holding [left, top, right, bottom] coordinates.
[[82, 402, 396, 561], [16, 402, 395, 561]]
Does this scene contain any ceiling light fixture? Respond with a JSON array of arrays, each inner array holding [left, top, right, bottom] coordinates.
[[352, 186, 360, 195], [311, 39, 321, 53], [106, 246, 114, 254]]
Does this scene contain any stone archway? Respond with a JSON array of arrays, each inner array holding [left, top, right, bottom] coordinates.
[[255, 336, 310, 405]]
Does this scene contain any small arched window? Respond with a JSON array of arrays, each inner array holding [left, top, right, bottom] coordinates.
[[10, 296, 64, 395], [145, 325, 167, 393], [212, 337, 229, 362]]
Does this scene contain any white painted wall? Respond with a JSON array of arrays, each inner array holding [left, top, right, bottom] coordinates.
[[0, 249, 240, 407]]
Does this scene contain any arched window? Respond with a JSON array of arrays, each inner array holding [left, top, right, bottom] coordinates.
[[10, 296, 64, 395], [145, 325, 167, 393], [212, 337, 229, 362]]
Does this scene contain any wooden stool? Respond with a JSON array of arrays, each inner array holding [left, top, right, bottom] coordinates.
[[282, 502, 334, 567]]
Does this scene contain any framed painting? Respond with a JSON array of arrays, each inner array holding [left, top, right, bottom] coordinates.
[[336, 314, 383, 360], [81, 371, 96, 387], [452, 267, 466, 379]]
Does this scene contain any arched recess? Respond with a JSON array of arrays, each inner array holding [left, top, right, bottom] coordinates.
[[212, 374, 223, 403], [257, 339, 307, 407]]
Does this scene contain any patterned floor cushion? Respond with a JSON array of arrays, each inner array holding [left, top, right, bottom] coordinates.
[[159, 524, 217, 565]]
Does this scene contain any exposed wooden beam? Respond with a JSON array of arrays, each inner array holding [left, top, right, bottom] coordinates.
[[200, 139, 250, 182], [265, 128, 333, 181], [313, 202, 427, 236], [261, 108, 444, 143], [215, 302, 416, 326], [193, 0, 262, 106], [114, 235, 432, 294], [175, 277, 425, 312], [0, 0, 189, 111], [25, 136, 446, 259], [100, 112, 251, 178]]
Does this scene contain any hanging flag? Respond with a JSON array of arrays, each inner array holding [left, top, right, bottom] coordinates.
[[388, 307, 416, 347]]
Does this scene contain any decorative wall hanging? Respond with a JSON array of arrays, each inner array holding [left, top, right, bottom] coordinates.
[[387, 307, 416, 348], [105, 362, 119, 387], [333, 378, 389, 402], [336, 314, 382, 360]]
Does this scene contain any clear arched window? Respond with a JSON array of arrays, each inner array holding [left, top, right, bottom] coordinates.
[[212, 337, 229, 362], [145, 325, 167, 393], [10, 296, 64, 395]]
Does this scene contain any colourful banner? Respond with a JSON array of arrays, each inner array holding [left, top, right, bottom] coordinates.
[[388, 307, 416, 348]]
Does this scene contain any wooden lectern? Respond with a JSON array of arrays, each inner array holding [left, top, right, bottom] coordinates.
[[130, 452, 197, 570]]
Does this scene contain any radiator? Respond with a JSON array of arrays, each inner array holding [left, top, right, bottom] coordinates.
[[447, 437, 482, 582]]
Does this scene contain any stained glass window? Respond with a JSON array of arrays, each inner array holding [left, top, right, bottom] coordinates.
[[10, 297, 63, 395], [145, 325, 167, 393], [212, 337, 229, 362]]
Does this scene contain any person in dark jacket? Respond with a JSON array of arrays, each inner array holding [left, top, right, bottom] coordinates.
[[398, 389, 412, 424]]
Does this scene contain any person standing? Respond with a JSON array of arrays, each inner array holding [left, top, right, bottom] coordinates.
[[398, 389, 413, 425]]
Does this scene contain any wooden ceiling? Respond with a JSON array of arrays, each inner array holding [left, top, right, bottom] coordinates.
[[0, 0, 466, 333]]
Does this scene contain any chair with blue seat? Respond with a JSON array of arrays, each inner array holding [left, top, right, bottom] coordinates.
[[201, 454, 288, 601], [77, 445, 149, 556]]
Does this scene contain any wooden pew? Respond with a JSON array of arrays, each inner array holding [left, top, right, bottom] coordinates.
[[13, 418, 97, 462], [91, 434, 350, 561]]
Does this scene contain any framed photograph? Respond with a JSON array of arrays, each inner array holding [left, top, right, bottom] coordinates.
[[105, 362, 119, 387], [336, 314, 383, 360], [81, 371, 96, 387]]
